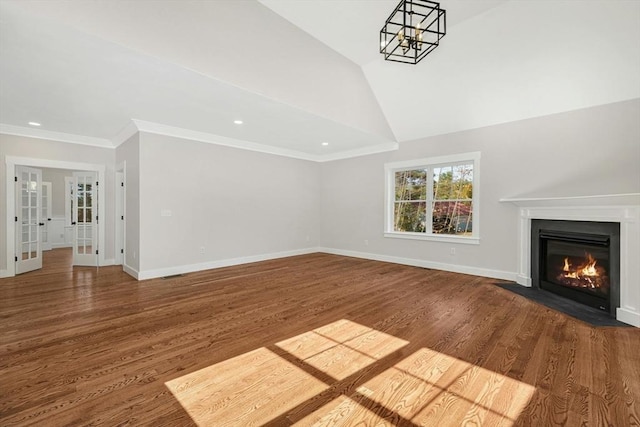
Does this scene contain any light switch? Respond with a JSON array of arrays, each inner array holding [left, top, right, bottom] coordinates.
[[161, 209, 172, 217]]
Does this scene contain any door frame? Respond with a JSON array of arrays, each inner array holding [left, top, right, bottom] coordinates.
[[41, 181, 53, 251], [4, 156, 106, 277], [115, 161, 126, 266]]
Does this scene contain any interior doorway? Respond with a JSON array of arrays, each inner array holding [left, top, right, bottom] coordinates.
[[4, 156, 107, 277], [22, 167, 90, 272]]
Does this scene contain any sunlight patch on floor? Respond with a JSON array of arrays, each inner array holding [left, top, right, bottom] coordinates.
[[294, 395, 389, 426], [299, 347, 536, 426], [164, 346, 328, 426], [165, 320, 535, 426], [276, 319, 409, 380]]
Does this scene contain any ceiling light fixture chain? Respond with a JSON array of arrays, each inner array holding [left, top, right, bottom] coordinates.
[[380, 0, 446, 64]]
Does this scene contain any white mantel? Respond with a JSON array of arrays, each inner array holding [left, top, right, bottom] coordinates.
[[500, 194, 640, 327]]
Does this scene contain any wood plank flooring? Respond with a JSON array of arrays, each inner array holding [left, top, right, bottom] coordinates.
[[1, 248, 639, 426]]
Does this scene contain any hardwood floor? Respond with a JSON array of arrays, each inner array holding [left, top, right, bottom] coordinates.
[[1, 249, 639, 426]]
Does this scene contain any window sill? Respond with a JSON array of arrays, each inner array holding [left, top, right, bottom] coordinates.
[[384, 232, 480, 245]]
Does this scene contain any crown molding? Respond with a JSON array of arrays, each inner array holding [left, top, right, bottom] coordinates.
[[131, 119, 319, 161], [111, 120, 139, 147], [0, 123, 113, 148], [1, 120, 399, 162], [315, 141, 399, 162]]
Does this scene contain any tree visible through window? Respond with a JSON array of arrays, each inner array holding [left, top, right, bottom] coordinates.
[[386, 153, 479, 241], [432, 164, 473, 235], [394, 169, 427, 232]]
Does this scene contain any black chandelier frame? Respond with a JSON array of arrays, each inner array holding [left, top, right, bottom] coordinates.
[[380, 0, 446, 64]]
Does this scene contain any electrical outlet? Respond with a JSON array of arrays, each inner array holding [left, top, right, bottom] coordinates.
[[364, 239, 369, 246], [199, 246, 205, 254], [450, 248, 456, 256]]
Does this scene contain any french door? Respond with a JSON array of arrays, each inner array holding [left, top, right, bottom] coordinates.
[[72, 172, 98, 266], [15, 166, 42, 274]]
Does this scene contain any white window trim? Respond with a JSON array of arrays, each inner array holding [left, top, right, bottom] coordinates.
[[384, 152, 481, 244]]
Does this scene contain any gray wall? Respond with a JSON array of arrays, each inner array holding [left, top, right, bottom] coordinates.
[[320, 99, 640, 277], [136, 132, 321, 276], [2, 99, 638, 279]]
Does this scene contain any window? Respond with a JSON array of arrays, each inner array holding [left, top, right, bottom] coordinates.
[[384, 152, 480, 244]]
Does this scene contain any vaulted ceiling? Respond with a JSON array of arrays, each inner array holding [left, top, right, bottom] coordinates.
[[1, 0, 638, 160]]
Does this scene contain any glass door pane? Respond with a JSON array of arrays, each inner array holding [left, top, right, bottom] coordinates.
[[15, 166, 42, 274], [73, 172, 98, 266]]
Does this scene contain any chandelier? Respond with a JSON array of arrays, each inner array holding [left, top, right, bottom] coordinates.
[[380, 0, 446, 64]]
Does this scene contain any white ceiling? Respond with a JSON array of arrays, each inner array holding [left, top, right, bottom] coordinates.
[[259, 0, 508, 66], [1, 0, 639, 159]]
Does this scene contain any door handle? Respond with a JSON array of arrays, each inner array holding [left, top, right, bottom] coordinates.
[[71, 221, 76, 225], [39, 222, 45, 226]]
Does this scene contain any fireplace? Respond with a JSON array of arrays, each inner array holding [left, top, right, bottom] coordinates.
[[531, 219, 620, 316], [504, 196, 640, 327]]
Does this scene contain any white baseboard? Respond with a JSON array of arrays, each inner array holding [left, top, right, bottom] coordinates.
[[0, 269, 10, 279], [616, 307, 640, 328], [51, 243, 73, 249], [516, 274, 532, 287], [123, 263, 139, 279], [101, 258, 116, 267], [318, 247, 518, 282], [136, 247, 321, 281]]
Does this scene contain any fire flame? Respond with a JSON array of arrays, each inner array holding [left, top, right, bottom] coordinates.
[[561, 253, 599, 285], [581, 253, 598, 276]]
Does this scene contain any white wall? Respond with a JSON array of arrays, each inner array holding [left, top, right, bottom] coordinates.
[[0, 134, 116, 272], [319, 99, 640, 278], [135, 132, 321, 279]]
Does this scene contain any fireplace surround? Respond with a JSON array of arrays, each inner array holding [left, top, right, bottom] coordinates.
[[502, 194, 640, 327]]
